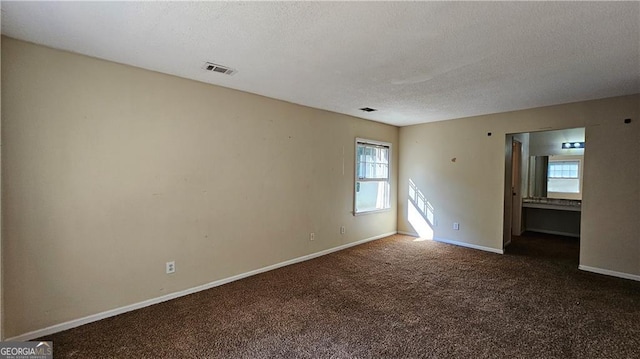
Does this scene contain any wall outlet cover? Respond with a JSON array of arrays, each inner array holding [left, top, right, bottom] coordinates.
[[166, 261, 176, 274]]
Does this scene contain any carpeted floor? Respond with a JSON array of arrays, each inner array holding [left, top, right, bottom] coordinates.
[[40, 234, 640, 358]]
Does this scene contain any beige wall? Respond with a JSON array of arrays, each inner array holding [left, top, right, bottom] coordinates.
[[399, 95, 639, 276], [1, 37, 398, 338]]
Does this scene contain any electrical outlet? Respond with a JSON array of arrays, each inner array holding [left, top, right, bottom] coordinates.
[[453, 222, 460, 230], [340, 226, 346, 234], [166, 261, 175, 274], [309, 232, 315, 241]]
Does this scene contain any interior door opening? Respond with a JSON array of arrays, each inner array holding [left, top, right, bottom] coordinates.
[[503, 128, 584, 263]]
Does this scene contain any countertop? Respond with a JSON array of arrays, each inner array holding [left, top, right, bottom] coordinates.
[[522, 198, 582, 212]]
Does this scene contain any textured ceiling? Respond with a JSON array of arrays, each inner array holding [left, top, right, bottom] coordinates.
[[2, 2, 639, 126]]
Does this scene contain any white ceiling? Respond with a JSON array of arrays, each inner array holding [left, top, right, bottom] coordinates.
[[1, 1, 639, 127]]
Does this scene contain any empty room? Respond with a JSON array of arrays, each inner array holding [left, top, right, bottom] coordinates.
[[1, 2, 639, 358]]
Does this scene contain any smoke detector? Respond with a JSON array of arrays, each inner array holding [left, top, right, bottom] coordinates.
[[202, 62, 236, 75]]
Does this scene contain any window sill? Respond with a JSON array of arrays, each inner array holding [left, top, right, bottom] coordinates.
[[353, 208, 392, 216]]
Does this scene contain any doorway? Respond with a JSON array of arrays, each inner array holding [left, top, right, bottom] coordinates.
[[503, 127, 585, 261], [503, 134, 527, 249]]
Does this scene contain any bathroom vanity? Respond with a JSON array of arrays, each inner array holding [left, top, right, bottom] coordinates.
[[522, 198, 581, 237]]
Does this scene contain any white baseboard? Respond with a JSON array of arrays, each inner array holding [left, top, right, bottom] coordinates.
[[395, 231, 503, 255], [397, 230, 419, 237], [578, 265, 640, 282], [7, 231, 397, 342], [434, 237, 504, 254]]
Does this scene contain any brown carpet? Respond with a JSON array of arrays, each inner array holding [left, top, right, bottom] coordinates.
[[40, 234, 640, 358]]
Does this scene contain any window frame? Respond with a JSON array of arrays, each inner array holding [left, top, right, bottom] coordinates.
[[546, 156, 583, 200], [353, 138, 392, 215], [548, 161, 580, 179]]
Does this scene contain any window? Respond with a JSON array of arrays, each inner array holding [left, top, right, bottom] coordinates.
[[354, 138, 391, 214], [547, 159, 581, 195], [548, 161, 579, 179]]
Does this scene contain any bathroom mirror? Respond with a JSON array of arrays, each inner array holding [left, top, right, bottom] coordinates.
[[528, 155, 583, 200]]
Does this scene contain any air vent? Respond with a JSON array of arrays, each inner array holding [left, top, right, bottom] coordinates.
[[360, 107, 377, 112], [202, 62, 236, 75]]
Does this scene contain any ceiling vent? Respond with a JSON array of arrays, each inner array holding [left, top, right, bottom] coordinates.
[[202, 62, 236, 75], [360, 107, 377, 112]]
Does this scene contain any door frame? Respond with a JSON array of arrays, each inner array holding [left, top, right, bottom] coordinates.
[[503, 135, 514, 249], [511, 139, 523, 237]]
